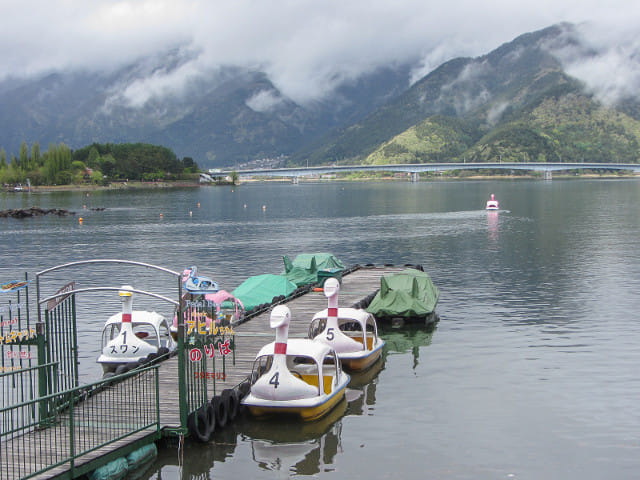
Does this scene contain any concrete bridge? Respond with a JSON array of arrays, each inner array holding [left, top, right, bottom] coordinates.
[[225, 162, 640, 182]]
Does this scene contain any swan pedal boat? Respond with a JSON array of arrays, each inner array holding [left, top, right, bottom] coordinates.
[[309, 278, 385, 372], [486, 193, 499, 210], [309, 308, 385, 371], [97, 286, 177, 373], [242, 305, 350, 421], [183, 265, 220, 294]]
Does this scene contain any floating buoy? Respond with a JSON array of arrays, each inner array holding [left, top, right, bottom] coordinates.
[[197, 203, 200, 208], [262, 205, 266, 211], [83, 204, 87, 209], [159, 213, 163, 218], [189, 211, 193, 216], [78, 217, 83, 224], [243, 204, 247, 209]]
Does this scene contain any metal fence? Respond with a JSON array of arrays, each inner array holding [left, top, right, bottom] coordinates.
[[0, 362, 59, 436], [42, 284, 79, 395], [0, 365, 160, 480], [0, 260, 237, 478]]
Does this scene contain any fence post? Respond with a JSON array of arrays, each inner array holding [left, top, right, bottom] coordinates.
[[37, 310, 49, 424], [177, 278, 189, 433], [68, 391, 75, 475]]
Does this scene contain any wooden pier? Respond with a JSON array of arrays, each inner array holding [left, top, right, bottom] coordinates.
[[157, 265, 400, 428], [1, 266, 401, 479]]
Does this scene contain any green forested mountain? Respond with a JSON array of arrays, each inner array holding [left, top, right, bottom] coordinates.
[[294, 24, 640, 166]]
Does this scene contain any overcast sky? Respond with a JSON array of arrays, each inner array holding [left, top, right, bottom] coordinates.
[[1, 1, 638, 105]]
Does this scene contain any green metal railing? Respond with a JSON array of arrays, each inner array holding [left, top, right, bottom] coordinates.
[[42, 288, 79, 395], [0, 365, 160, 480], [1, 362, 58, 424]]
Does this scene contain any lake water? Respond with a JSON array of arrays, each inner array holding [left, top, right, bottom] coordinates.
[[1, 179, 640, 479]]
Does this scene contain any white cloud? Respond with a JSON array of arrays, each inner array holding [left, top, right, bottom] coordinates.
[[487, 101, 510, 125], [1, 0, 639, 106], [550, 23, 640, 105], [246, 90, 284, 113]]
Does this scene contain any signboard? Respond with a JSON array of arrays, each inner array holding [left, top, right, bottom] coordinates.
[[1, 280, 29, 293], [46, 281, 75, 311]]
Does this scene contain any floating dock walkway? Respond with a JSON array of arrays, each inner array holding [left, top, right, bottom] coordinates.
[[1, 265, 404, 479]]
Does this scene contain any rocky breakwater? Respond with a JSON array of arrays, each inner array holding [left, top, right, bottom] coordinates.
[[0, 207, 76, 218]]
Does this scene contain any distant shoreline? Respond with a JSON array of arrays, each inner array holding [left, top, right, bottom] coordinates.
[[4, 172, 636, 194], [238, 171, 637, 183], [6, 179, 201, 193]]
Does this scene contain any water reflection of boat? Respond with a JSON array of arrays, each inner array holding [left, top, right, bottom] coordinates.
[[309, 278, 385, 372], [347, 355, 385, 388], [487, 209, 499, 241], [379, 322, 437, 369], [240, 399, 346, 476], [344, 356, 384, 417]]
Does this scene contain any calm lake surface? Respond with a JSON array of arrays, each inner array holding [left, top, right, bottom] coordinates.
[[1, 179, 640, 479]]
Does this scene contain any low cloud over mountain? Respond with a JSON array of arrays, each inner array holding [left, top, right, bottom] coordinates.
[[1, 1, 639, 167]]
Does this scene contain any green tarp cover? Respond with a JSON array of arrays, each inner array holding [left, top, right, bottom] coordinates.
[[232, 274, 297, 311], [366, 268, 439, 318], [283, 253, 345, 286]]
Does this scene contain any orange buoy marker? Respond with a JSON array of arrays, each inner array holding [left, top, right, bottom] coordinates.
[[262, 205, 266, 211], [197, 203, 201, 208], [78, 217, 83, 224]]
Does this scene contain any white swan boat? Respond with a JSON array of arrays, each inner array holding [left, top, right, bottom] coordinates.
[[309, 278, 385, 371], [97, 286, 177, 374], [242, 305, 350, 421]]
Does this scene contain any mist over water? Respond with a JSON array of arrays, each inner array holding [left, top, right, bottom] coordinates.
[[2, 179, 640, 479]]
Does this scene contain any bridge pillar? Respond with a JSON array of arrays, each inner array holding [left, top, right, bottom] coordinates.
[[544, 170, 552, 181], [410, 172, 419, 182], [292, 176, 299, 184]]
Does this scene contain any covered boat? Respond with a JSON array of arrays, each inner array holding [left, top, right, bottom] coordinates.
[[232, 274, 297, 311], [97, 286, 177, 374], [242, 305, 350, 421], [366, 268, 439, 320], [309, 278, 385, 371], [283, 253, 345, 287]]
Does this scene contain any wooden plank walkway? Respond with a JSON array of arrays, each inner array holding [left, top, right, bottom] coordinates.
[[1, 266, 401, 479]]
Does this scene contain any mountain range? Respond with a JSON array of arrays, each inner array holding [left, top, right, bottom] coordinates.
[[1, 23, 639, 169]]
